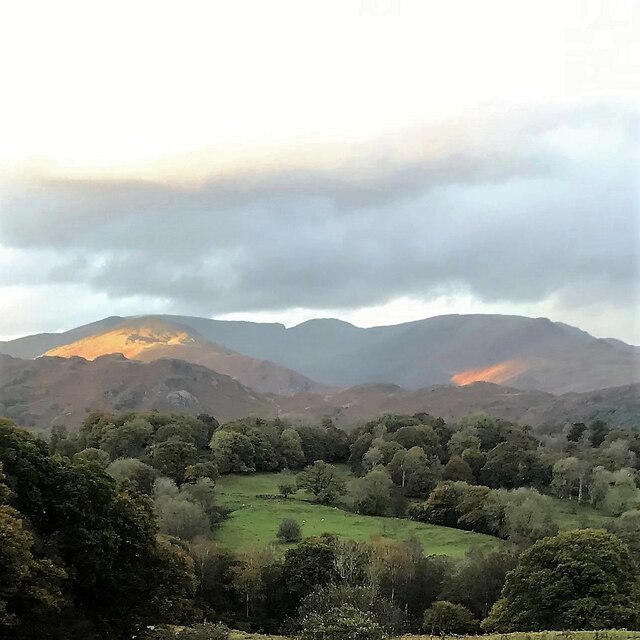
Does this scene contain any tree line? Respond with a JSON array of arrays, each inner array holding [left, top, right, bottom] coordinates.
[[0, 408, 639, 638]]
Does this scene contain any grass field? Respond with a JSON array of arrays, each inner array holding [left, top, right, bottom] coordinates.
[[214, 472, 501, 557], [550, 497, 614, 530], [229, 631, 640, 640]]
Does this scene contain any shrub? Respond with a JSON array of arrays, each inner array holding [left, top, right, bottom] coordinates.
[[277, 517, 302, 543], [177, 622, 230, 640], [423, 600, 479, 635], [300, 604, 387, 640]]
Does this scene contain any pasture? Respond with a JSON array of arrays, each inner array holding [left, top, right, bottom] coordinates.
[[214, 472, 501, 556]]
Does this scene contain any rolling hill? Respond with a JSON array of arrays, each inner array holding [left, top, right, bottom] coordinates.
[[0, 352, 277, 429], [1, 313, 638, 396], [41, 317, 324, 396], [1, 349, 637, 430]]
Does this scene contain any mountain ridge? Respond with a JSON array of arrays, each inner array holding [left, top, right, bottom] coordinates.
[[2, 313, 638, 395]]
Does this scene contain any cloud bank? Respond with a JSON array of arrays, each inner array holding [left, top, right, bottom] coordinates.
[[1, 102, 638, 339]]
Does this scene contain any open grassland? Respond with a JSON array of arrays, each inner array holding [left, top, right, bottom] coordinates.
[[229, 632, 640, 640], [550, 497, 615, 530], [229, 633, 640, 640], [214, 472, 501, 556]]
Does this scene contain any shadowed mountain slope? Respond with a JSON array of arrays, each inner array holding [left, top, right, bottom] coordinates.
[[42, 317, 324, 396], [0, 353, 275, 429], [2, 313, 638, 394]]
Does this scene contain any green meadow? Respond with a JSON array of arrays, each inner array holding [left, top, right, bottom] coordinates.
[[213, 472, 501, 556]]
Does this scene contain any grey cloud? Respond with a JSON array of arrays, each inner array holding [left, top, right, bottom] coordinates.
[[0, 103, 637, 317]]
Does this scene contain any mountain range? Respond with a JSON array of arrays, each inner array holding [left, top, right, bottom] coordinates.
[[0, 313, 638, 430]]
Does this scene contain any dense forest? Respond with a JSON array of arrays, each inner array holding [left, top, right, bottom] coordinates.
[[1, 410, 639, 639]]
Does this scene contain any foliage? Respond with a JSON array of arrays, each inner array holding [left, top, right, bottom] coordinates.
[[297, 461, 346, 505], [483, 529, 640, 631], [276, 518, 302, 543], [299, 604, 387, 640], [350, 467, 394, 515], [423, 600, 479, 635]]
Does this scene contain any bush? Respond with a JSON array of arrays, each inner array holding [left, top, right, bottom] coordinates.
[[277, 517, 302, 543], [423, 601, 479, 635], [300, 604, 387, 640], [177, 622, 230, 640]]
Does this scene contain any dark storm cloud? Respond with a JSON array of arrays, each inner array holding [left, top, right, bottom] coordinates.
[[1, 103, 637, 315]]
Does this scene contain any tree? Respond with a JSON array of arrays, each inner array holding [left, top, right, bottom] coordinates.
[[297, 584, 405, 636], [300, 604, 387, 640], [443, 456, 475, 483], [297, 461, 346, 505], [277, 518, 302, 543], [388, 447, 439, 498], [73, 447, 110, 468], [232, 547, 272, 619], [611, 510, 640, 563], [150, 437, 199, 484], [448, 426, 480, 456], [423, 601, 479, 635], [0, 421, 197, 637], [483, 529, 640, 631], [350, 467, 393, 515], [99, 417, 153, 459], [281, 536, 339, 605], [210, 430, 255, 473], [107, 457, 157, 493], [498, 488, 559, 545], [154, 480, 211, 540], [603, 468, 640, 516], [184, 461, 219, 484], [440, 548, 516, 618], [368, 537, 414, 604], [280, 428, 306, 469], [0, 464, 66, 632], [277, 471, 297, 498]]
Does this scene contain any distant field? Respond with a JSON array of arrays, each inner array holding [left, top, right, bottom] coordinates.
[[229, 631, 640, 640], [214, 472, 501, 557], [550, 496, 614, 530]]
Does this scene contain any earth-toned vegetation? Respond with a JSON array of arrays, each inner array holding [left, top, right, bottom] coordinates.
[[1, 409, 639, 639]]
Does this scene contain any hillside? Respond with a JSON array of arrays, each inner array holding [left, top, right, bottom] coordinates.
[[1, 348, 637, 430], [158, 314, 640, 393], [274, 381, 640, 428], [42, 317, 324, 396], [4, 313, 638, 394], [0, 353, 276, 429]]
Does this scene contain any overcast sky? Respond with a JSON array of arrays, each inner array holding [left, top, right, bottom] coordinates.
[[0, 0, 638, 342]]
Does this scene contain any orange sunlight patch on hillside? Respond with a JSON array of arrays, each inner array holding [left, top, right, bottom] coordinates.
[[452, 360, 527, 386], [44, 326, 196, 361]]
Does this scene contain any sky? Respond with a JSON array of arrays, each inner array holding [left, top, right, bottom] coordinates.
[[0, 0, 639, 343]]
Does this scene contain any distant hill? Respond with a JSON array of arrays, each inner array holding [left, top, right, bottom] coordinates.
[[274, 381, 640, 428], [41, 317, 324, 396], [0, 353, 276, 429], [1, 351, 637, 431], [2, 313, 639, 394]]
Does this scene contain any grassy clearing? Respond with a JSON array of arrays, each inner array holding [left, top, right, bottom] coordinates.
[[214, 472, 501, 557], [550, 497, 614, 531], [399, 634, 640, 640], [229, 632, 640, 640]]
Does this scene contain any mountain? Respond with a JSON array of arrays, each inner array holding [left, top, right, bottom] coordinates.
[[158, 313, 640, 394], [2, 313, 639, 394], [0, 353, 276, 429], [41, 318, 323, 396], [2, 349, 637, 430], [273, 381, 640, 428]]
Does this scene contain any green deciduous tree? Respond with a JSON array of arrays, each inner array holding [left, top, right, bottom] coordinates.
[[350, 467, 394, 515], [297, 461, 346, 505], [300, 604, 387, 640], [423, 601, 479, 635], [483, 529, 640, 631]]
